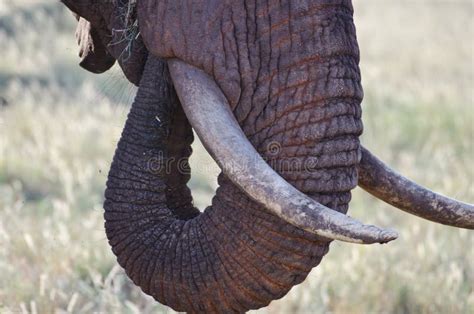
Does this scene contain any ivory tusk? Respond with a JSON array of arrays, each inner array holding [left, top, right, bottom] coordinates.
[[359, 146, 474, 229], [168, 59, 398, 244]]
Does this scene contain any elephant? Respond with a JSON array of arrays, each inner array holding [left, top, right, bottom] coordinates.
[[61, 0, 473, 312]]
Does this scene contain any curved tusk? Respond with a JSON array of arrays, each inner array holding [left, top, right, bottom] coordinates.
[[358, 146, 474, 229], [168, 59, 398, 244]]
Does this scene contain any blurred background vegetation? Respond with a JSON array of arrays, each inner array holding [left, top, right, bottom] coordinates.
[[0, 0, 472, 313]]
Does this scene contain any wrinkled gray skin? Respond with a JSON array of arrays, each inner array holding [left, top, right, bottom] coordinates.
[[61, 1, 472, 312]]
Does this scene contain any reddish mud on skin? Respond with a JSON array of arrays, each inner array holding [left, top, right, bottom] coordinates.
[[59, 0, 473, 312], [108, 0, 365, 311], [102, 0, 473, 312], [137, 0, 363, 196]]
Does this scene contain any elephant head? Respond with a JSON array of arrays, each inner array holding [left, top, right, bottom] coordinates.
[[63, 0, 473, 312]]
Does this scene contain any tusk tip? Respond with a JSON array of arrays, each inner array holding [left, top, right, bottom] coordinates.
[[378, 229, 399, 244]]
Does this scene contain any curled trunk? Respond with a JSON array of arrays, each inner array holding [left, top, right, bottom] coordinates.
[[105, 57, 333, 312], [106, 1, 373, 312]]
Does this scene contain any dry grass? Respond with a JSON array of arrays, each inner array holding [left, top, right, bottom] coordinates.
[[0, 1, 473, 313]]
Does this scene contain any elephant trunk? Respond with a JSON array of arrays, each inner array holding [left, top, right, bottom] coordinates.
[[106, 2, 389, 312], [104, 57, 330, 312], [105, 52, 381, 311]]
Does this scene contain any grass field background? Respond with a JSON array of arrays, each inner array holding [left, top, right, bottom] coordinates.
[[0, 1, 472, 313]]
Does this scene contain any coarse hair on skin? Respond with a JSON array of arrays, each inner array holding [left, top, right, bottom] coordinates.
[[109, 0, 139, 62]]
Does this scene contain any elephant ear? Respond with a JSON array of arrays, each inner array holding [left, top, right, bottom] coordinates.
[[75, 17, 116, 73], [62, 0, 147, 85]]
